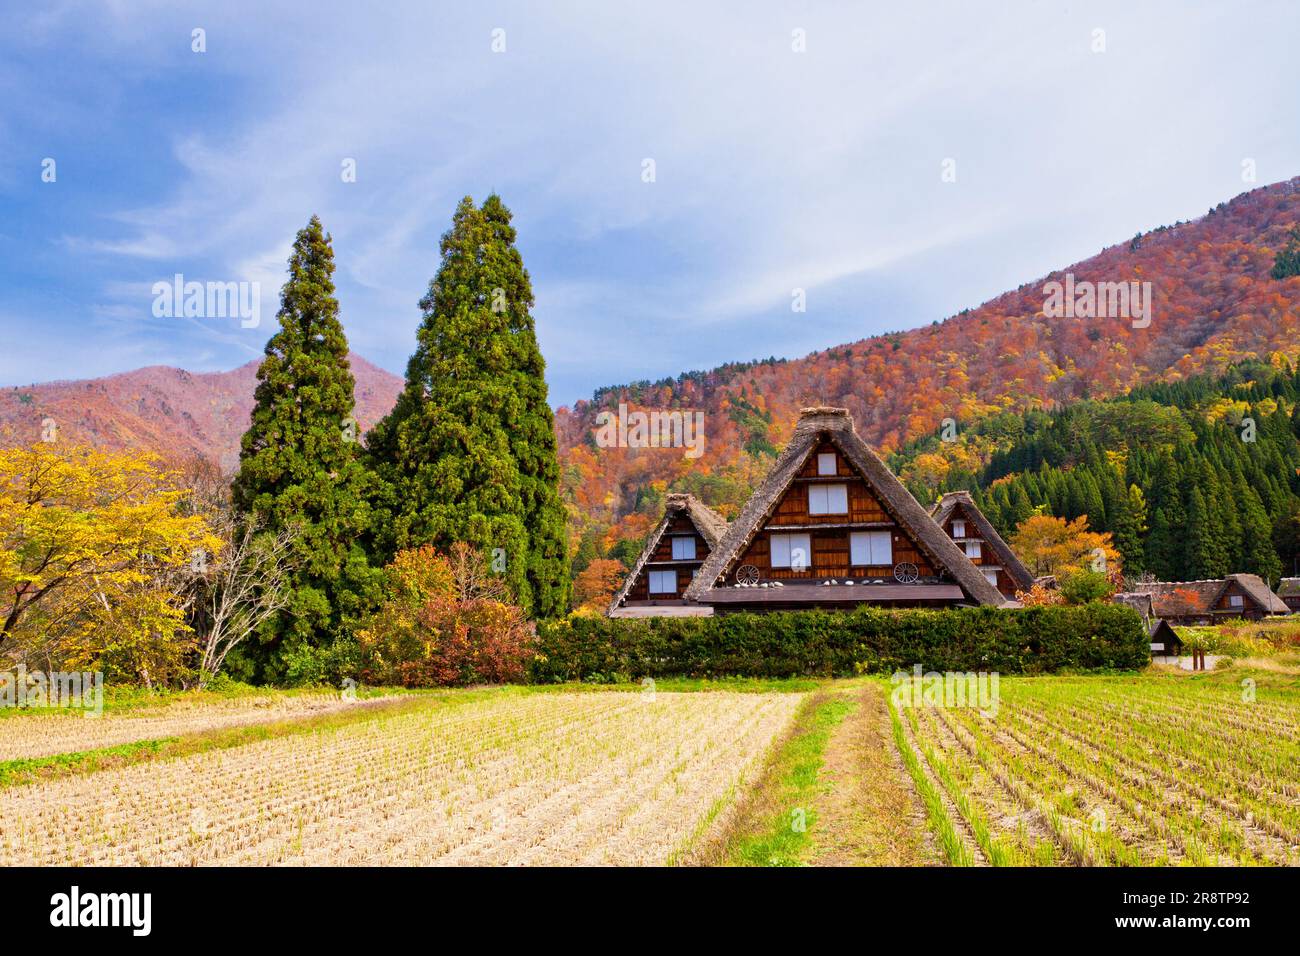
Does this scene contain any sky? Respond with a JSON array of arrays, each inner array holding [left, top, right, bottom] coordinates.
[[1, 1, 1298, 407]]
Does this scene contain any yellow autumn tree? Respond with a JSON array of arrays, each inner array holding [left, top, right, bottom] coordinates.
[[0, 442, 220, 684], [1009, 513, 1121, 579]]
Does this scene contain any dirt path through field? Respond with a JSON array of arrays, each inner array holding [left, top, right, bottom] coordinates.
[[807, 683, 942, 866]]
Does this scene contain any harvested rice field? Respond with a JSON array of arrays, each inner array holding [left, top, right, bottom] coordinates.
[[0, 690, 398, 762], [3, 669, 1297, 867], [0, 689, 800, 866]]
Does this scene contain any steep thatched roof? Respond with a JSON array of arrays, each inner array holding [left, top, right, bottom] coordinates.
[[1277, 577, 1300, 599], [930, 491, 1034, 590], [607, 493, 729, 613], [684, 407, 1006, 606]]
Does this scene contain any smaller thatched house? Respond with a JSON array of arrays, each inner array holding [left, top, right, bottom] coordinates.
[[607, 493, 728, 617], [1148, 619, 1183, 658], [1126, 574, 1290, 625], [1277, 577, 1300, 614], [1112, 591, 1183, 658], [929, 491, 1034, 598]]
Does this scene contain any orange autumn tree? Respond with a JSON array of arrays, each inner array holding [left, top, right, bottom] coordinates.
[[1009, 513, 1122, 579], [572, 558, 628, 614]]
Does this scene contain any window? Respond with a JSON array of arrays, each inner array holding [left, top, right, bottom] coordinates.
[[849, 531, 892, 566], [964, 540, 982, 559], [982, 568, 999, 585], [809, 483, 848, 515], [951, 519, 966, 538], [770, 532, 812, 570], [648, 570, 677, 594], [817, 452, 837, 476], [671, 536, 696, 560], [1229, 594, 1244, 608]]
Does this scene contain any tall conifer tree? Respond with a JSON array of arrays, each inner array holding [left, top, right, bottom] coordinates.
[[232, 216, 377, 675], [367, 195, 570, 616]]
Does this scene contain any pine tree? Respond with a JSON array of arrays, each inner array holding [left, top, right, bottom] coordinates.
[[231, 215, 378, 676], [366, 196, 570, 616]]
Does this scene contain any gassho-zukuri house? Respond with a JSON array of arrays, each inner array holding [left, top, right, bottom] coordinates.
[[609, 406, 1012, 616], [607, 493, 729, 617], [929, 490, 1035, 599]]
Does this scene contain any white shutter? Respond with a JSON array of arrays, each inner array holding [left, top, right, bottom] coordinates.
[[982, 568, 999, 585], [648, 570, 676, 593], [850, 532, 869, 565], [771, 533, 811, 569], [851, 531, 892, 565], [965, 540, 982, 559], [951, 519, 966, 538], [809, 484, 848, 515], [817, 452, 837, 476], [671, 536, 696, 560]]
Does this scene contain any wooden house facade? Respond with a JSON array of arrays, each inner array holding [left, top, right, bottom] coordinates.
[[929, 491, 1034, 599], [684, 407, 1006, 612], [608, 494, 728, 616]]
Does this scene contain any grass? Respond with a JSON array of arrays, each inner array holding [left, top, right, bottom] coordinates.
[[691, 684, 852, 866]]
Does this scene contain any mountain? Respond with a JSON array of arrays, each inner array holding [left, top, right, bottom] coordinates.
[[4, 178, 1300, 566], [556, 177, 1300, 557], [0, 352, 403, 472]]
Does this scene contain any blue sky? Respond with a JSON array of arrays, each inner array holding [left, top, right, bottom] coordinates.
[[2, 1, 1297, 407]]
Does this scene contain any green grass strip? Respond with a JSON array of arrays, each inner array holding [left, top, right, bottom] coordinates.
[[723, 689, 854, 866]]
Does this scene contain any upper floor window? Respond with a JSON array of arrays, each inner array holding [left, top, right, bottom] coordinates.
[[982, 568, 999, 585], [1229, 594, 1244, 608], [964, 539, 982, 559], [951, 519, 966, 538], [671, 536, 697, 560], [809, 483, 848, 515], [817, 452, 837, 476]]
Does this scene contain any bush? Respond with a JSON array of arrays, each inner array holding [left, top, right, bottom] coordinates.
[[530, 604, 1148, 682], [1058, 569, 1116, 604], [354, 545, 534, 687]]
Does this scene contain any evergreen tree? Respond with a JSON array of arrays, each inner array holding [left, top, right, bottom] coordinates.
[[366, 195, 570, 616], [231, 215, 378, 676], [1240, 485, 1282, 584], [1111, 483, 1147, 576], [1186, 487, 1227, 579]]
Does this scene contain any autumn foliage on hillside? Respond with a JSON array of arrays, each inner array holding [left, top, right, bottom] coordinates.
[[556, 177, 1300, 572]]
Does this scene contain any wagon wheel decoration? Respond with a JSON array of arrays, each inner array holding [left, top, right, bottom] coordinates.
[[893, 562, 919, 584], [735, 565, 761, 585]]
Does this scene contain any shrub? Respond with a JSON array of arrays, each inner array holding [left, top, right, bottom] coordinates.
[[354, 545, 534, 687], [530, 604, 1148, 683], [1058, 569, 1116, 604]]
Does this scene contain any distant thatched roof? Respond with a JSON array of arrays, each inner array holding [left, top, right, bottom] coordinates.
[[930, 490, 1034, 591], [1278, 577, 1300, 599], [1132, 574, 1290, 617], [607, 493, 729, 613], [683, 407, 1006, 606]]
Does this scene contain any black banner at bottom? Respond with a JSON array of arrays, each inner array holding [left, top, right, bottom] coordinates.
[[4, 866, 1281, 941]]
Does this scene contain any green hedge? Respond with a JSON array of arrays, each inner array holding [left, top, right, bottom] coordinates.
[[530, 604, 1148, 682]]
